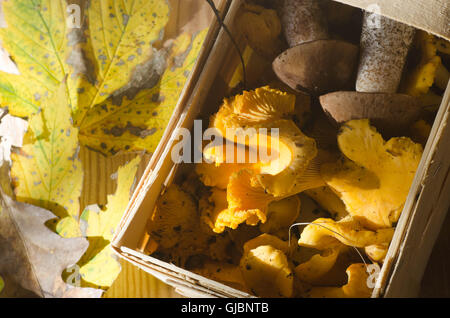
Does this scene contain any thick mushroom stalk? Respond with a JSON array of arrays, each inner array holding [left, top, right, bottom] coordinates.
[[356, 13, 415, 93], [273, 0, 359, 95], [320, 13, 420, 135], [279, 0, 329, 46]]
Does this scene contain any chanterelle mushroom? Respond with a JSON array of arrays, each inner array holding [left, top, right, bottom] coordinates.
[[321, 119, 423, 229], [304, 186, 348, 220], [305, 263, 372, 298], [365, 243, 389, 263], [211, 86, 296, 134], [226, 169, 276, 229], [200, 185, 273, 234], [401, 31, 449, 97], [240, 234, 293, 297], [259, 195, 301, 237], [195, 156, 252, 190], [147, 184, 198, 249], [298, 217, 395, 250], [236, 3, 283, 59], [194, 261, 247, 292], [294, 245, 348, 285], [209, 86, 320, 197]]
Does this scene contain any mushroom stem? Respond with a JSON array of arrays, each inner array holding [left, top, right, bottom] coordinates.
[[356, 12, 416, 93], [279, 0, 329, 47]]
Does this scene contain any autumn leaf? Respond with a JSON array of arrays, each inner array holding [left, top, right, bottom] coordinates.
[[79, 30, 208, 154], [0, 193, 102, 298], [75, 156, 141, 288], [1, 0, 208, 155], [0, 72, 40, 118], [11, 84, 83, 236], [3, 0, 209, 229], [74, 0, 170, 126], [0, 0, 83, 118], [1, 0, 210, 292]]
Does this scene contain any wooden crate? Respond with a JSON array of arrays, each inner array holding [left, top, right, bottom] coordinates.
[[112, 0, 450, 298]]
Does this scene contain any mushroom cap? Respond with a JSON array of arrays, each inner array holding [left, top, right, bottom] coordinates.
[[304, 186, 348, 220], [321, 120, 423, 229], [240, 245, 294, 297], [365, 243, 389, 263], [298, 217, 395, 250], [273, 40, 359, 95], [294, 246, 345, 285], [259, 196, 301, 236], [148, 185, 198, 249], [305, 263, 372, 298], [320, 91, 421, 136]]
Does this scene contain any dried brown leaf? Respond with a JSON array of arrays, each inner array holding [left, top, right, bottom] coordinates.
[[0, 194, 102, 298]]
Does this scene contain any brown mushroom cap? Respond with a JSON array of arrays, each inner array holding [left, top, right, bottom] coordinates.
[[273, 40, 359, 95], [320, 91, 421, 136]]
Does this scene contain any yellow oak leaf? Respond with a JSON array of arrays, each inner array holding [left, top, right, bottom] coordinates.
[[76, 156, 141, 288], [11, 84, 83, 235]]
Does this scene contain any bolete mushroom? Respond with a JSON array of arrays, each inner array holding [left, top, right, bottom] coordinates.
[[320, 12, 421, 135], [273, 0, 359, 95]]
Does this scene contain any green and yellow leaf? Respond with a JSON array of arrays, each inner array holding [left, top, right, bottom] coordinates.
[[0, 72, 40, 118], [11, 84, 83, 235], [3, 0, 210, 290], [1, 0, 208, 155], [0, 0, 82, 117]]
